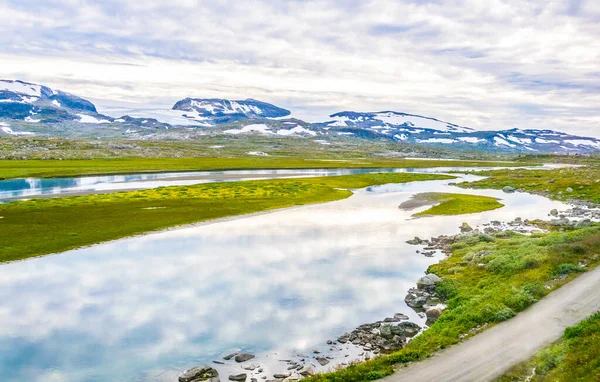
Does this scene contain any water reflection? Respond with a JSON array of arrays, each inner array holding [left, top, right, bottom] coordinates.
[[0, 175, 568, 381], [0, 165, 564, 201]]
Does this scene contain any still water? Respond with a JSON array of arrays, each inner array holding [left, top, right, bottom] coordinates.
[[0, 172, 568, 381], [0, 165, 561, 201]]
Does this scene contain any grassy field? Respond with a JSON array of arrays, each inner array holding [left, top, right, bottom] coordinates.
[[0, 172, 452, 263], [307, 225, 600, 381], [409, 193, 504, 216], [497, 311, 600, 381], [463, 165, 600, 203], [0, 157, 529, 180]]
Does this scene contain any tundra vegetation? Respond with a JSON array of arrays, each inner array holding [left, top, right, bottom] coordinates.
[[0, 173, 453, 263], [408, 192, 504, 216]]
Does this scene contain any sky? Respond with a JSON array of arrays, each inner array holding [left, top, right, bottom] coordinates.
[[1, 0, 599, 136]]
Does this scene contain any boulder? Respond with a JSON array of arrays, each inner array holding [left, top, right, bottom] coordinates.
[[550, 209, 558, 217], [425, 306, 444, 321], [566, 187, 574, 193], [502, 186, 516, 193], [316, 357, 330, 366], [417, 274, 442, 290], [228, 374, 247, 381], [179, 366, 220, 382], [576, 219, 592, 228], [459, 222, 473, 233], [234, 353, 255, 363]]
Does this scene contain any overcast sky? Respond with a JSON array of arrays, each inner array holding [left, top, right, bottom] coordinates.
[[1, 0, 599, 135]]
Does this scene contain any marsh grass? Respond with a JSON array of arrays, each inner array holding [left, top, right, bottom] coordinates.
[[0, 172, 452, 263], [412, 193, 504, 216]]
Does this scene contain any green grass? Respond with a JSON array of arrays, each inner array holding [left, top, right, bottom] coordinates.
[[307, 225, 600, 381], [462, 165, 600, 204], [412, 193, 504, 216], [497, 311, 600, 381], [0, 172, 452, 263], [0, 157, 527, 180]]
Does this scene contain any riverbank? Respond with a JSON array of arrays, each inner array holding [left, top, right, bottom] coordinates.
[[0, 172, 453, 263], [306, 212, 600, 381], [0, 157, 529, 180]]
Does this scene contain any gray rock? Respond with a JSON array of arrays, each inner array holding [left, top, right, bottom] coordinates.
[[459, 222, 473, 233], [502, 186, 516, 193], [576, 219, 592, 228], [223, 352, 239, 361], [316, 357, 330, 366], [417, 274, 442, 290], [566, 187, 574, 193], [179, 366, 220, 382], [235, 354, 255, 363], [550, 208, 559, 217], [425, 307, 444, 321], [273, 372, 291, 379], [228, 374, 247, 381]]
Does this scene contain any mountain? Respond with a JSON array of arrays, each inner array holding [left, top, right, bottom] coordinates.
[[319, 111, 600, 154], [1, 80, 599, 154], [0, 80, 106, 123], [171, 98, 291, 125]]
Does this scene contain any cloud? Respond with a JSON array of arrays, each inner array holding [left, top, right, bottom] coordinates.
[[0, 0, 599, 136]]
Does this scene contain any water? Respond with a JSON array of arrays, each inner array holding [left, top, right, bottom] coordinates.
[[0, 165, 564, 201], [0, 171, 569, 381]]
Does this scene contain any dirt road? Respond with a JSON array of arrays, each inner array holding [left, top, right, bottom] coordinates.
[[385, 265, 600, 381]]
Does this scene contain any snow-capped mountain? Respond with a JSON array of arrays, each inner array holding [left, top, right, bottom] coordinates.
[[325, 111, 474, 134], [1, 80, 599, 154], [0, 80, 104, 123], [320, 111, 600, 154], [172, 98, 291, 125]]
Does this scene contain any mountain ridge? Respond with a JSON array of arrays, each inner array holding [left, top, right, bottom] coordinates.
[[1, 79, 598, 154]]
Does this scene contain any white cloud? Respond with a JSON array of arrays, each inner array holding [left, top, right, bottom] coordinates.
[[0, 0, 599, 136]]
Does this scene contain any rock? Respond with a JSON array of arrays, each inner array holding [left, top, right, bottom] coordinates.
[[242, 364, 260, 371], [316, 357, 330, 366], [405, 293, 428, 308], [235, 354, 255, 363], [379, 325, 393, 338], [394, 313, 409, 320], [417, 274, 442, 290], [223, 352, 239, 361], [406, 236, 425, 245], [179, 366, 220, 382], [299, 367, 315, 377], [273, 372, 291, 379], [425, 306, 444, 321], [576, 219, 592, 227], [550, 209, 558, 217], [228, 374, 247, 381], [566, 187, 574, 193], [459, 222, 473, 233], [502, 186, 516, 193]]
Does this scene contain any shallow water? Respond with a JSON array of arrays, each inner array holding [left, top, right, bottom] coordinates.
[[0, 172, 570, 382], [0, 165, 564, 201]]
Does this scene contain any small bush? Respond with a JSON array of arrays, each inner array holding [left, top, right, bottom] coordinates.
[[557, 263, 584, 275], [435, 280, 459, 300], [494, 307, 516, 322]]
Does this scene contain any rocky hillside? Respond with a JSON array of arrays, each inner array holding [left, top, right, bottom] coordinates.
[[171, 98, 291, 125], [1, 80, 599, 154]]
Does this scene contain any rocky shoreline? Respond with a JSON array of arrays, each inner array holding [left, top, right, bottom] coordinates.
[[177, 201, 599, 382]]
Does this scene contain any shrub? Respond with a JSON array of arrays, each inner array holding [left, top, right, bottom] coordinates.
[[557, 263, 584, 275], [494, 307, 516, 322], [435, 280, 459, 300]]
